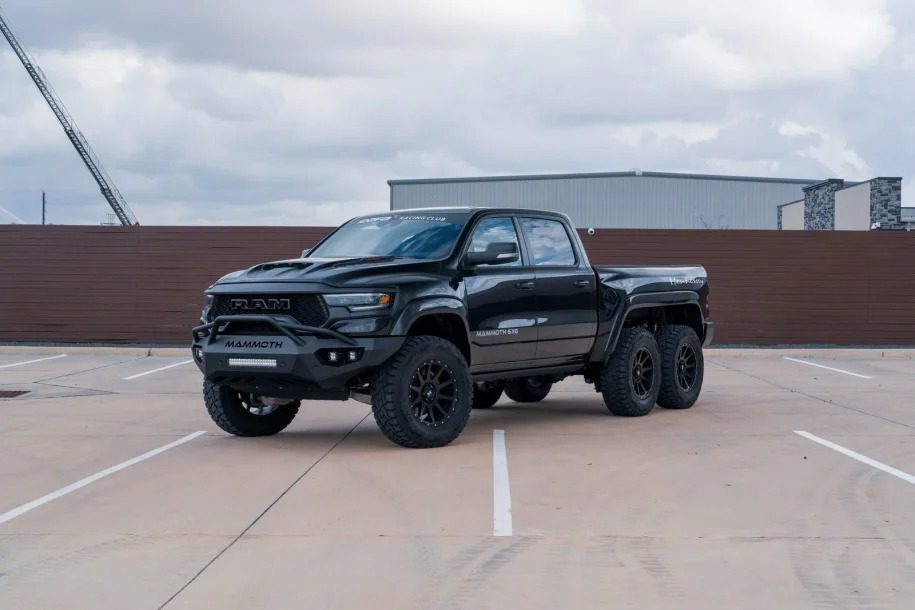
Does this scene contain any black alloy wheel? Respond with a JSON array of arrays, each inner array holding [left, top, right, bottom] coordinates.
[[600, 327, 661, 417], [657, 324, 704, 410], [409, 359, 458, 427], [371, 336, 473, 448], [631, 346, 656, 400], [675, 343, 698, 392]]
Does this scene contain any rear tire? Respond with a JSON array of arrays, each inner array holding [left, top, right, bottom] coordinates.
[[657, 325, 703, 409], [472, 381, 504, 409], [203, 381, 299, 436], [505, 376, 552, 403], [601, 327, 660, 417], [371, 336, 473, 448]]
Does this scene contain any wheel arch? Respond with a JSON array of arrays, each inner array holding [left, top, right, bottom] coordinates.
[[392, 297, 471, 364], [597, 300, 705, 363]]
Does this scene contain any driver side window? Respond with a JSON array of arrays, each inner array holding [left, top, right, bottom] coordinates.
[[468, 217, 522, 267]]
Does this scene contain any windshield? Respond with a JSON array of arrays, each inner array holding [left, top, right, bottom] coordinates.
[[309, 214, 465, 260]]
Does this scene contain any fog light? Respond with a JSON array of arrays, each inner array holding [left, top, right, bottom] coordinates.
[[192, 346, 203, 364], [320, 348, 363, 366]]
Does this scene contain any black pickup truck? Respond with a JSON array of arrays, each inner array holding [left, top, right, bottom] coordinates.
[[192, 208, 713, 448]]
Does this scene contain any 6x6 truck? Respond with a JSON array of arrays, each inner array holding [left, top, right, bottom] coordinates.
[[192, 208, 713, 448]]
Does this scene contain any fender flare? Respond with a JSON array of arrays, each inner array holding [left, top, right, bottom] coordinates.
[[590, 295, 705, 363]]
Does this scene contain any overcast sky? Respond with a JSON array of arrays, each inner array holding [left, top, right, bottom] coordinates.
[[1, 0, 912, 226]]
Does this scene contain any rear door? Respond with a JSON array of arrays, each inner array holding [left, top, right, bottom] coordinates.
[[518, 217, 597, 361], [463, 216, 538, 369]]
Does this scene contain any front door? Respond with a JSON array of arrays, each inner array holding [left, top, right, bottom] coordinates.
[[463, 216, 538, 369]]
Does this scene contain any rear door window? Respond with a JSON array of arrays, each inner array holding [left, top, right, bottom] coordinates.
[[519, 218, 576, 266]]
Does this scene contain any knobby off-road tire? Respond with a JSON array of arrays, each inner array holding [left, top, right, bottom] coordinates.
[[371, 336, 473, 448], [657, 324, 703, 409], [504, 377, 552, 403], [600, 327, 661, 417], [203, 381, 300, 436], [472, 381, 505, 409]]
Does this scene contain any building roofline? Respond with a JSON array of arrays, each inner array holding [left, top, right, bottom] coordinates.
[[388, 170, 824, 187]]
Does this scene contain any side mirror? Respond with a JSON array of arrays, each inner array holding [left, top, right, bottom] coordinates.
[[465, 242, 519, 266], [300, 248, 311, 258]]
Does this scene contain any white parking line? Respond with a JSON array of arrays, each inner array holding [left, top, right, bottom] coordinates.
[[123, 359, 194, 380], [0, 354, 67, 370], [493, 429, 513, 537], [0, 431, 207, 526], [795, 431, 914, 485], [783, 356, 872, 379]]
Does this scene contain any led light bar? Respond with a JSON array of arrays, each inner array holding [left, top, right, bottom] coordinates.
[[228, 358, 277, 368]]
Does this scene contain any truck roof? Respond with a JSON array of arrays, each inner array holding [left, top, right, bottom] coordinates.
[[367, 207, 572, 221]]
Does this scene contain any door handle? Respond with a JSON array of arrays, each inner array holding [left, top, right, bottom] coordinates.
[[573, 280, 590, 287], [515, 281, 535, 290]]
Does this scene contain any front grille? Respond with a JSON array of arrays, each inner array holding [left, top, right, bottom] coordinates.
[[210, 294, 328, 327]]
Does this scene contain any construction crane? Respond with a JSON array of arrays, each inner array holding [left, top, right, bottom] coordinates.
[[0, 7, 139, 226]]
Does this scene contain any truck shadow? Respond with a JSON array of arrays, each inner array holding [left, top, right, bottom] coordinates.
[[229, 396, 675, 451]]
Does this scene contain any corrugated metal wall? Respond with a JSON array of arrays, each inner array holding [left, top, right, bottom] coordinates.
[[2, 225, 913, 345], [390, 173, 816, 229]]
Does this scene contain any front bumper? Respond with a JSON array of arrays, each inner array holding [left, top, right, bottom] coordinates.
[[192, 316, 403, 400]]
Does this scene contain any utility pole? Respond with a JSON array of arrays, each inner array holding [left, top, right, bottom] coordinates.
[[42, 191, 46, 225]]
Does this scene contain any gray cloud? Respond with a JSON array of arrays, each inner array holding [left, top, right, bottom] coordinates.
[[0, 0, 911, 226]]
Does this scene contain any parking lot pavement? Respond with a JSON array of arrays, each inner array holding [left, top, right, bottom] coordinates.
[[1, 348, 913, 609]]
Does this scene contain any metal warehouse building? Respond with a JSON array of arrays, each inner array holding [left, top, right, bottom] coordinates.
[[388, 170, 821, 230]]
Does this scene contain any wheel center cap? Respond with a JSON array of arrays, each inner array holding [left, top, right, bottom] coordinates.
[[422, 383, 437, 402]]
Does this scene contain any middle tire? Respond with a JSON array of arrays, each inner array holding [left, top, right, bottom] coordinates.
[[600, 327, 661, 417], [504, 376, 553, 403], [472, 381, 505, 409], [371, 336, 473, 448]]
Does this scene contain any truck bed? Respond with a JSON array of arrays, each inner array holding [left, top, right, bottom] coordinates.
[[594, 265, 708, 296]]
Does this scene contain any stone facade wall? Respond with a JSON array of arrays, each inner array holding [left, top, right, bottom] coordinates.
[[803, 179, 845, 230], [869, 177, 903, 230]]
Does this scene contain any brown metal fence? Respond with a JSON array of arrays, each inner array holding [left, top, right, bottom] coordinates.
[[2, 225, 914, 345]]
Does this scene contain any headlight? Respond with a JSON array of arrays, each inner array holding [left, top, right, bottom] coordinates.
[[201, 295, 214, 322], [323, 293, 394, 312]]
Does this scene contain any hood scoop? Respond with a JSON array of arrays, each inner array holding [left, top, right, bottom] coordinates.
[[258, 261, 311, 271], [247, 260, 313, 276]]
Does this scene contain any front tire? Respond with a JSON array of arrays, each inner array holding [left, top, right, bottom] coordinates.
[[472, 381, 504, 409], [371, 336, 473, 448], [657, 325, 703, 409], [504, 377, 552, 403], [600, 327, 661, 417], [203, 381, 300, 436]]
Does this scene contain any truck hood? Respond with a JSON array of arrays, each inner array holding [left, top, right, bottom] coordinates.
[[211, 256, 440, 288]]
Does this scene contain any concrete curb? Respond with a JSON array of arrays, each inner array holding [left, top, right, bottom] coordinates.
[[706, 347, 914, 358], [0, 346, 189, 357]]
